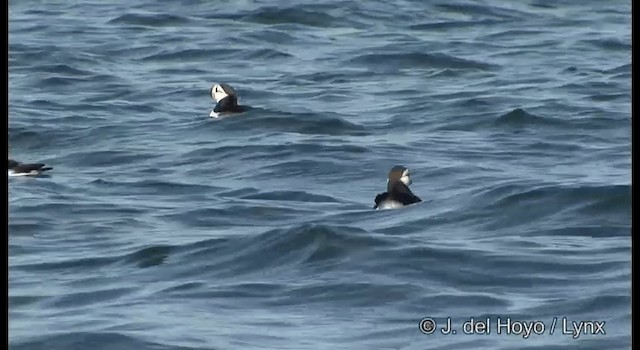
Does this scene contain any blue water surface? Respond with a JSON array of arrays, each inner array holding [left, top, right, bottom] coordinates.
[[9, 1, 631, 349]]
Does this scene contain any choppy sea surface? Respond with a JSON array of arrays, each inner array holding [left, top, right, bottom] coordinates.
[[8, 1, 631, 349]]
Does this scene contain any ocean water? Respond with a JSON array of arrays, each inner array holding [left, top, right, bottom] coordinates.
[[8, 0, 631, 349]]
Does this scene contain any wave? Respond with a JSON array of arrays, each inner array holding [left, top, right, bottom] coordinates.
[[494, 108, 570, 128], [410, 18, 508, 30], [582, 38, 631, 51], [141, 48, 291, 62], [435, 3, 534, 19], [109, 13, 191, 27], [10, 332, 192, 350], [349, 52, 496, 71], [216, 111, 369, 136], [171, 223, 384, 276], [241, 6, 353, 28]]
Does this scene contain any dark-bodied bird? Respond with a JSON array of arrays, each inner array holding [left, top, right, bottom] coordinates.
[[373, 165, 422, 210], [209, 83, 249, 116], [8, 159, 53, 177]]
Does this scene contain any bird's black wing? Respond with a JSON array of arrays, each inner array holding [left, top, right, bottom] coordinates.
[[214, 96, 242, 113], [373, 192, 389, 209], [392, 182, 422, 205], [12, 163, 52, 173]]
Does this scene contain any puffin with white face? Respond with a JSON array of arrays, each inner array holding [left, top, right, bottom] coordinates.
[[8, 159, 53, 177], [209, 83, 248, 117], [373, 165, 422, 210]]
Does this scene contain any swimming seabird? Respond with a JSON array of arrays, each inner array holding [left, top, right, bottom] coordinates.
[[209, 83, 249, 116], [373, 165, 422, 210], [8, 159, 53, 177]]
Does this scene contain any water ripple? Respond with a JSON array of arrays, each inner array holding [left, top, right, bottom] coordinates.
[[9, 0, 630, 349]]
